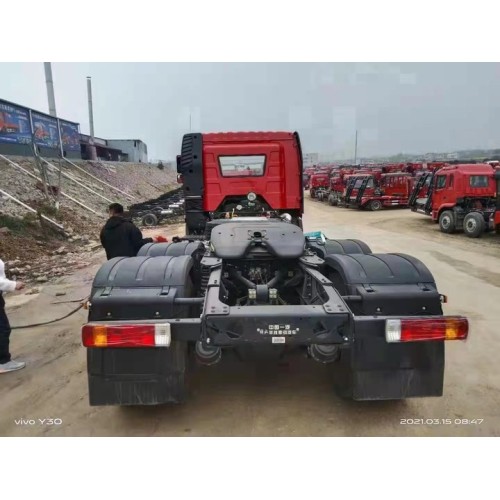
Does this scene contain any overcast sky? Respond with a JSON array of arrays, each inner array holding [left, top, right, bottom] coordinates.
[[1, 62, 499, 160]]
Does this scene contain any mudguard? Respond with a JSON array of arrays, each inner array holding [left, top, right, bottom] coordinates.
[[87, 255, 195, 406], [138, 241, 205, 286], [325, 253, 442, 316], [138, 240, 204, 258], [308, 238, 372, 259], [326, 252, 445, 400], [89, 255, 194, 321]]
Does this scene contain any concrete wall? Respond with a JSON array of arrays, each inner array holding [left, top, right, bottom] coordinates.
[[107, 140, 148, 163]]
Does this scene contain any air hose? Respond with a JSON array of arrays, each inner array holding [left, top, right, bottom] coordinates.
[[10, 298, 89, 330]]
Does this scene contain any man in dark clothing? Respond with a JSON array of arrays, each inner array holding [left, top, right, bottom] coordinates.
[[100, 203, 156, 260]]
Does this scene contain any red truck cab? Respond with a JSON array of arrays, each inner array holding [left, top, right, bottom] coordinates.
[[309, 169, 330, 199], [409, 163, 497, 235], [177, 131, 304, 234]]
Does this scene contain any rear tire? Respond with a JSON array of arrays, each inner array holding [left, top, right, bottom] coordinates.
[[142, 213, 158, 226], [463, 212, 485, 238], [439, 210, 455, 234], [368, 200, 383, 211]]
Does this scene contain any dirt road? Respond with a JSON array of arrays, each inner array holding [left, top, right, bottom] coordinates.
[[1, 204, 499, 437]]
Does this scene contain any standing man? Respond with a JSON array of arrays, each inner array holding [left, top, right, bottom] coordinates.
[[100, 202, 158, 260], [0, 258, 25, 374]]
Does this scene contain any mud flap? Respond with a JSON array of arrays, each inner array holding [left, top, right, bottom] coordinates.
[[87, 341, 188, 406], [333, 338, 444, 400], [326, 252, 445, 400]]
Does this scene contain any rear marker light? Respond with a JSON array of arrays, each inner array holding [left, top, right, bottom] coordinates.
[[154, 324, 171, 346], [385, 317, 468, 343], [82, 323, 171, 348]]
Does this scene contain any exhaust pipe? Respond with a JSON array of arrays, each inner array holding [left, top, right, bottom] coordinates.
[[308, 344, 340, 364], [195, 341, 222, 366]]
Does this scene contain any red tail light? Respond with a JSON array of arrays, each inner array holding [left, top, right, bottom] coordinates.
[[82, 323, 171, 347], [385, 317, 469, 343]]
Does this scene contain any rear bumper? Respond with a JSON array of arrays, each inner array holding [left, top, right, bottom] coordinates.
[[85, 315, 446, 404], [205, 306, 350, 346]]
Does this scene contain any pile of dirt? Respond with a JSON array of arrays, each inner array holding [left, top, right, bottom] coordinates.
[[0, 209, 100, 284], [0, 155, 182, 284]]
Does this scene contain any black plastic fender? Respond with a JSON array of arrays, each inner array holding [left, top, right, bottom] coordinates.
[[86, 255, 196, 406], [138, 241, 204, 288], [307, 238, 372, 259], [325, 252, 445, 400], [138, 240, 205, 258], [325, 253, 442, 315]]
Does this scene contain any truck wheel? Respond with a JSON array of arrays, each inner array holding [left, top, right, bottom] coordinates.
[[368, 200, 383, 211], [439, 210, 455, 234], [310, 189, 316, 199], [463, 212, 485, 238], [142, 213, 158, 226]]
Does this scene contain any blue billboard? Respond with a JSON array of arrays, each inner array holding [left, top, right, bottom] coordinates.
[[0, 101, 32, 145], [59, 120, 80, 152], [32, 111, 60, 149]]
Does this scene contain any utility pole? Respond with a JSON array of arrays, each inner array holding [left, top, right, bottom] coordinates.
[[354, 129, 358, 165], [44, 62, 57, 117], [189, 112, 192, 132], [86, 76, 97, 160], [87, 76, 95, 139]]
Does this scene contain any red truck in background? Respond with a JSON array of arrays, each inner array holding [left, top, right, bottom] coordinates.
[[408, 163, 499, 237], [342, 171, 415, 211], [324, 169, 355, 205], [493, 169, 500, 232], [309, 166, 333, 199]]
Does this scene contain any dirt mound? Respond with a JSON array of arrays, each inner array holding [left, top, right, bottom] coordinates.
[[0, 155, 182, 284]]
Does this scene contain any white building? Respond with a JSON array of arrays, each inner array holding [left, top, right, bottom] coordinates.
[[107, 139, 148, 163]]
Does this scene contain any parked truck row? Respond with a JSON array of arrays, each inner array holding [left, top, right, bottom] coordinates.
[[305, 160, 500, 238], [306, 162, 447, 210]]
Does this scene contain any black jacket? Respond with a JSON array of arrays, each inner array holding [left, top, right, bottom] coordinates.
[[100, 216, 153, 260]]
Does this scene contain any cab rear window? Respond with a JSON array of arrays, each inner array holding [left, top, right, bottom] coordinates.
[[219, 155, 266, 177], [469, 175, 489, 188]]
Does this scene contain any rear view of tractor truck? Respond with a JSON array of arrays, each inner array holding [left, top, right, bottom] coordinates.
[[309, 167, 332, 199], [409, 163, 499, 237], [81, 131, 469, 407]]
